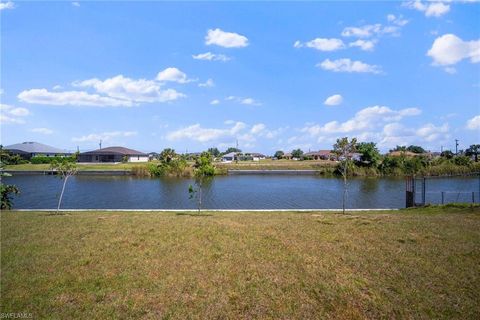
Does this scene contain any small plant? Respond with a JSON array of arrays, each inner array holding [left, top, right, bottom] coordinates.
[[0, 162, 19, 210], [188, 152, 215, 214], [333, 137, 357, 214], [51, 159, 77, 213]]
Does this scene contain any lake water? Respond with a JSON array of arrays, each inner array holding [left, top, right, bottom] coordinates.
[[3, 175, 479, 209]]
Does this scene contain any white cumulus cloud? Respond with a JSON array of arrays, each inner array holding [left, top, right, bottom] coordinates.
[[18, 89, 135, 107], [250, 123, 266, 134], [0, 104, 30, 124], [341, 23, 400, 38], [404, 1, 450, 17], [240, 98, 262, 106], [317, 58, 382, 74], [225, 96, 262, 106], [198, 79, 215, 88], [324, 94, 343, 106], [0, 1, 14, 10], [466, 115, 480, 130], [76, 74, 184, 102], [349, 39, 377, 51], [156, 67, 192, 83], [205, 28, 249, 48], [427, 34, 480, 66], [192, 52, 231, 61], [19, 71, 187, 107], [294, 38, 345, 51]]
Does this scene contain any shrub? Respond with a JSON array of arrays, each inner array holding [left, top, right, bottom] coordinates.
[[453, 156, 472, 166], [30, 156, 76, 164]]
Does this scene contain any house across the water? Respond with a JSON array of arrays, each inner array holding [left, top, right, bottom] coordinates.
[[78, 146, 148, 163], [243, 152, 266, 161], [304, 150, 336, 160], [221, 152, 238, 163], [4, 141, 71, 159]]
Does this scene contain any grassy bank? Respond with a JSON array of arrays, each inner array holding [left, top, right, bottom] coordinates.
[[216, 159, 338, 171], [2, 207, 479, 318], [6, 159, 479, 177], [5, 162, 152, 171]]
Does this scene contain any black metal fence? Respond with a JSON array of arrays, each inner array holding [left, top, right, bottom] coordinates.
[[405, 173, 480, 208]]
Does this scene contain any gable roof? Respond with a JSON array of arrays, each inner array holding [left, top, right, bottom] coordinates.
[[304, 150, 333, 156], [80, 146, 147, 156], [5, 142, 70, 154], [222, 152, 238, 158]]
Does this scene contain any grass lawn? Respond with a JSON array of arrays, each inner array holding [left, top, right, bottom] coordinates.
[[216, 159, 337, 170], [1, 207, 479, 319], [4, 162, 152, 171], [5, 159, 336, 172]]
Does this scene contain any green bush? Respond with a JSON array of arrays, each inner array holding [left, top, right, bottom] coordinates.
[[453, 156, 472, 166], [30, 156, 76, 164]]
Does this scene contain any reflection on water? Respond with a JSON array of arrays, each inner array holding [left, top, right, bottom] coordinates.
[[4, 175, 479, 209]]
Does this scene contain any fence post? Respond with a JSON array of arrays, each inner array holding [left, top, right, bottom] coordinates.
[[422, 177, 426, 206], [473, 192, 475, 204], [441, 192, 444, 205]]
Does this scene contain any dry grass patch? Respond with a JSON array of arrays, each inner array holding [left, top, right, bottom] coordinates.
[[1, 207, 479, 319]]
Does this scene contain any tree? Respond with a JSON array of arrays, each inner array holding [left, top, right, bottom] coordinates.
[[159, 148, 177, 163], [356, 142, 381, 167], [441, 150, 454, 159], [291, 149, 304, 159], [406, 145, 426, 154], [0, 162, 19, 210], [465, 144, 480, 162], [188, 152, 215, 213], [207, 147, 220, 158], [224, 147, 241, 154], [333, 137, 357, 214], [51, 160, 77, 214], [453, 155, 472, 166], [274, 150, 284, 159], [390, 145, 406, 152]]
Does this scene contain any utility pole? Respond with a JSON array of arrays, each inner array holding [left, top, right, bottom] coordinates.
[[99, 140, 102, 150], [455, 139, 459, 155]]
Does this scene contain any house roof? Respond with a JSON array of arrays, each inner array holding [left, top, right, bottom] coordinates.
[[80, 146, 147, 156], [5, 141, 70, 154], [222, 152, 238, 158], [245, 152, 266, 157], [304, 150, 333, 156]]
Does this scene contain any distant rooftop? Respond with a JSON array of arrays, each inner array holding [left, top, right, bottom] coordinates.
[[304, 150, 333, 156], [80, 146, 147, 156], [222, 152, 238, 157], [5, 142, 70, 154]]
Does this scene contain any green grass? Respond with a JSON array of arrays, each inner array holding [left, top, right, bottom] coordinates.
[[2, 207, 479, 318], [216, 159, 338, 171], [5, 162, 153, 171]]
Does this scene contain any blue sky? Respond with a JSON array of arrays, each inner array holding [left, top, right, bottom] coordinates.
[[1, 1, 479, 154]]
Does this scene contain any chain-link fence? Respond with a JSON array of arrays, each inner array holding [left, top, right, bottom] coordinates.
[[406, 173, 480, 207]]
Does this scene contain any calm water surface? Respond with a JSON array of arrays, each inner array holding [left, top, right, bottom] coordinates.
[[4, 175, 479, 209]]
